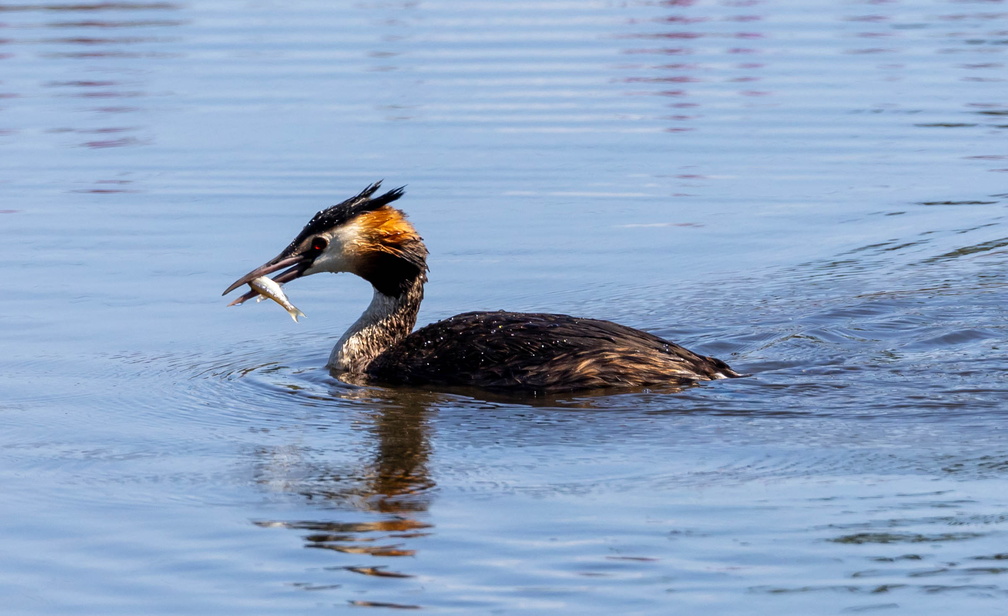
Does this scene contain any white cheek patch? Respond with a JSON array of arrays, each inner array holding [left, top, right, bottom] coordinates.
[[306, 249, 352, 275], [304, 221, 363, 275]]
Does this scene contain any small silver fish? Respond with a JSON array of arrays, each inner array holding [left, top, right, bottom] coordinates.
[[248, 276, 306, 322]]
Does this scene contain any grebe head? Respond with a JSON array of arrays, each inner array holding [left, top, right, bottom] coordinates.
[[223, 181, 427, 301]]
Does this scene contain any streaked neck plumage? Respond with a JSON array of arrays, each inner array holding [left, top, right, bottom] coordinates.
[[327, 272, 426, 373]]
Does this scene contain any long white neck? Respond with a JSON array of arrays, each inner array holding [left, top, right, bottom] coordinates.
[[326, 275, 425, 373]]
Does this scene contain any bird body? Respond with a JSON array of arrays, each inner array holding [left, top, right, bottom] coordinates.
[[367, 311, 736, 391], [224, 182, 740, 393]]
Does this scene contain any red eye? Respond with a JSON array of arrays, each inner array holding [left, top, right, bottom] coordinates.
[[312, 237, 328, 251]]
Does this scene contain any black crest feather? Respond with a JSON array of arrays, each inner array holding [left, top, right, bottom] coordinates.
[[279, 181, 406, 258]]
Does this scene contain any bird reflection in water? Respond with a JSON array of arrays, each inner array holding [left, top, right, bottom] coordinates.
[[252, 388, 437, 598]]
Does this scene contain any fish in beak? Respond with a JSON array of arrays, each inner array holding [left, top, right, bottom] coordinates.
[[222, 251, 313, 307]]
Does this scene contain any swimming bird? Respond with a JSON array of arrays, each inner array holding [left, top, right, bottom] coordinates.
[[223, 182, 740, 392]]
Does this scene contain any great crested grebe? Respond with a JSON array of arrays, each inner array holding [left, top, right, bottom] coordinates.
[[223, 182, 740, 392]]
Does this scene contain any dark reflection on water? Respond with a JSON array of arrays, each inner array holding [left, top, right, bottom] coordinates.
[[255, 388, 437, 512], [244, 383, 439, 601]]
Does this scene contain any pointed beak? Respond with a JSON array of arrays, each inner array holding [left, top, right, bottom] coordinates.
[[222, 252, 312, 306]]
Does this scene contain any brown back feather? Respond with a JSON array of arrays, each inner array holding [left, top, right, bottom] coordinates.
[[366, 311, 738, 392]]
